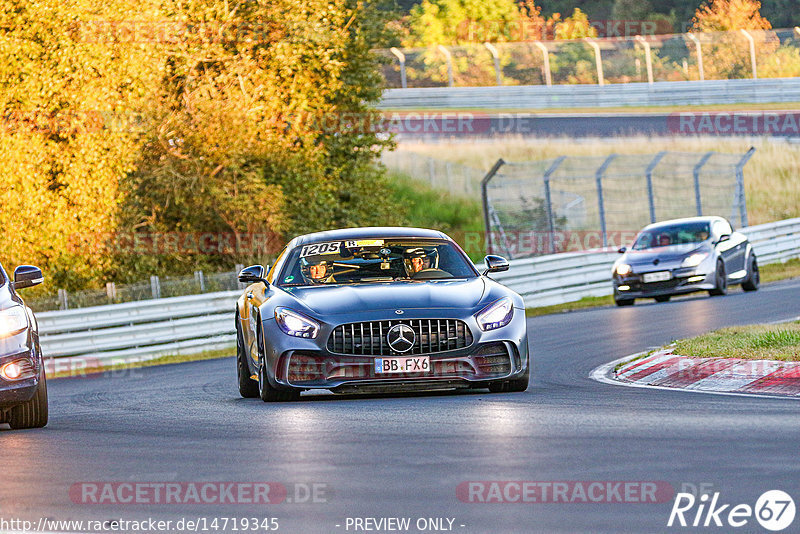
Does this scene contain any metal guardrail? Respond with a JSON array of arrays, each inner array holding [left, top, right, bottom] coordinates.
[[490, 217, 800, 306], [378, 79, 800, 111], [38, 218, 800, 367]]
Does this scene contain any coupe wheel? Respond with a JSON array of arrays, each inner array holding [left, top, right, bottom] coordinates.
[[742, 256, 760, 292], [709, 260, 728, 296], [614, 296, 635, 306], [236, 313, 259, 399], [654, 295, 671, 303], [8, 367, 48, 429], [256, 323, 300, 403]]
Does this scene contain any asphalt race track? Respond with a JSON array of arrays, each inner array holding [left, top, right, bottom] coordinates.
[[3, 279, 800, 533]]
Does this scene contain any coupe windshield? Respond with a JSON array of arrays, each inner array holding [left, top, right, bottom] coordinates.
[[632, 222, 711, 250], [277, 238, 477, 286]]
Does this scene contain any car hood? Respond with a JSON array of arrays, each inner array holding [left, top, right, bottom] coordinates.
[[623, 244, 708, 265], [281, 278, 489, 316]]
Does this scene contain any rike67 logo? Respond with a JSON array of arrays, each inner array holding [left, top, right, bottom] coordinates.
[[668, 490, 796, 531]]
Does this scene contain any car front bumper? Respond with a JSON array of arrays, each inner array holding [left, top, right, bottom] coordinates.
[[613, 266, 716, 299], [258, 309, 530, 392]]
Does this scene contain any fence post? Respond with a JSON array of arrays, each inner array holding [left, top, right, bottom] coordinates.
[[735, 147, 756, 227], [484, 42, 502, 86], [584, 38, 604, 86], [389, 47, 407, 89], [427, 158, 435, 185], [645, 151, 667, 223], [194, 270, 206, 292], [481, 159, 506, 255], [106, 282, 117, 301], [543, 156, 566, 254], [533, 41, 552, 86], [58, 288, 69, 311], [150, 275, 161, 299], [740, 30, 758, 80], [635, 36, 654, 85], [687, 33, 704, 81], [595, 155, 617, 248], [437, 45, 455, 87], [693, 152, 714, 216]]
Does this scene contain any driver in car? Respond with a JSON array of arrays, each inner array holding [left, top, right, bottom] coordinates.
[[301, 258, 336, 284]]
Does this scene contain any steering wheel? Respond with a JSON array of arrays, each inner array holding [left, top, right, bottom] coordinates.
[[411, 268, 453, 280]]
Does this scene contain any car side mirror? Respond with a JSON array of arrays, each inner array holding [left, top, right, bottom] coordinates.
[[13, 265, 43, 289], [716, 234, 730, 244], [618, 246, 627, 254], [238, 265, 267, 285], [483, 255, 509, 275]]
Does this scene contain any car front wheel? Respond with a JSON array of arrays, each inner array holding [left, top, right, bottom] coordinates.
[[709, 260, 728, 296], [256, 324, 300, 403], [8, 367, 48, 429], [236, 312, 259, 399]]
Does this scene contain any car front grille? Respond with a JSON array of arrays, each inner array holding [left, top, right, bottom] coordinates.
[[327, 319, 473, 356]]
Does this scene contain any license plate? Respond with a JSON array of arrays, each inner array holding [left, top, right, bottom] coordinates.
[[375, 356, 430, 374], [643, 271, 672, 283]]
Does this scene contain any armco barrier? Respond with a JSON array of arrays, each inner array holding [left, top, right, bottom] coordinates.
[[378, 79, 800, 111], [37, 218, 800, 366]]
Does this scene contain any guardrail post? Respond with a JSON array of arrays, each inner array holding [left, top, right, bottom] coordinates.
[[543, 156, 566, 254], [584, 38, 604, 86], [390, 47, 407, 89], [150, 275, 161, 299], [533, 41, 552, 86], [194, 270, 206, 292], [481, 159, 506, 255], [106, 282, 117, 301], [740, 29, 758, 80], [635, 36, 654, 85], [645, 151, 667, 223], [596, 155, 616, 248], [438, 45, 455, 87], [687, 33, 704, 81], [693, 152, 714, 216], [484, 42, 502, 86], [58, 289, 69, 311], [427, 158, 435, 184], [735, 147, 756, 227]]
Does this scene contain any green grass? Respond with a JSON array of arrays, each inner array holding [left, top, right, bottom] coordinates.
[[525, 295, 615, 317], [760, 258, 800, 284], [672, 321, 800, 362], [51, 347, 233, 379]]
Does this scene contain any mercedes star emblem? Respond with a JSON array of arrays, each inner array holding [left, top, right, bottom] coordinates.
[[386, 324, 415, 353]]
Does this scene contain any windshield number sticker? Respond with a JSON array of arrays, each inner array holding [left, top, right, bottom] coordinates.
[[300, 242, 341, 258]]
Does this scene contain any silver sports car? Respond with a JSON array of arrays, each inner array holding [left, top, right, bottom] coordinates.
[[235, 227, 530, 401], [612, 216, 759, 306]]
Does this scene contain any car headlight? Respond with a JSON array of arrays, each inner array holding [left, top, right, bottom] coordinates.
[[0, 306, 28, 338], [274, 307, 319, 338], [476, 297, 514, 331], [681, 253, 709, 268], [616, 263, 632, 276]]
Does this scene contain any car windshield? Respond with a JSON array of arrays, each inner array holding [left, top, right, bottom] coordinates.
[[277, 238, 477, 287], [632, 222, 711, 250]]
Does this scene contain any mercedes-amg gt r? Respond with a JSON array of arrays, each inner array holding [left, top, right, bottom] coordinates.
[[235, 227, 529, 401]]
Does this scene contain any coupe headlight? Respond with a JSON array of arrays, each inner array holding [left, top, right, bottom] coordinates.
[[616, 263, 632, 276], [476, 297, 514, 331], [681, 253, 709, 268], [274, 307, 319, 338], [0, 306, 28, 338]]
